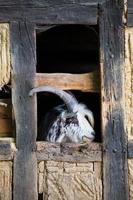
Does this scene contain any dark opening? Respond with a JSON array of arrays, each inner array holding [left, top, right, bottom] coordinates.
[[36, 25, 101, 142], [38, 193, 43, 200], [0, 86, 13, 137], [36, 25, 99, 73]]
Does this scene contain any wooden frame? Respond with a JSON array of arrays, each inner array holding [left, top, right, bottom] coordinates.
[[10, 22, 38, 200], [99, 1, 129, 199], [127, 0, 133, 26], [0, 0, 129, 199]]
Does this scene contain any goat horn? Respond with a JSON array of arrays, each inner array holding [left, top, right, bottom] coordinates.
[[29, 86, 78, 112]]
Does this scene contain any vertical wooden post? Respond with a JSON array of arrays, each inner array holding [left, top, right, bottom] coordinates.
[[10, 22, 38, 200], [99, 1, 129, 199]]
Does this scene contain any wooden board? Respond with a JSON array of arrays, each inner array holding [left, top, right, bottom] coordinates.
[[0, 0, 101, 6], [38, 161, 102, 200], [10, 22, 38, 200], [0, 161, 12, 200], [0, 4, 97, 24], [0, 139, 14, 161], [99, 1, 129, 200], [35, 71, 100, 93], [127, 0, 133, 26]]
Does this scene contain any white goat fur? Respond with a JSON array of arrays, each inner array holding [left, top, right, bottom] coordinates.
[[45, 103, 95, 143]]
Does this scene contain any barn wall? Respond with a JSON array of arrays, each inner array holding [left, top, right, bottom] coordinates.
[[0, 24, 10, 88], [125, 28, 133, 140], [0, 161, 12, 200], [125, 27, 133, 200], [38, 161, 102, 200]]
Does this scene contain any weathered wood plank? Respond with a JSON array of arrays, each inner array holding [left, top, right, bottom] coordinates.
[[36, 142, 102, 162], [11, 22, 38, 200], [127, 14, 133, 27], [0, 140, 14, 160], [128, 0, 133, 8], [127, 0, 133, 26], [35, 71, 100, 93], [128, 142, 133, 158], [99, 1, 129, 200], [0, 5, 97, 24], [0, 0, 100, 7], [0, 161, 12, 200]]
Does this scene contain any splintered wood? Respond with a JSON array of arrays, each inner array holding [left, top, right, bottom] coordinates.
[[38, 161, 102, 200], [125, 28, 133, 140], [0, 24, 10, 88], [0, 162, 12, 200]]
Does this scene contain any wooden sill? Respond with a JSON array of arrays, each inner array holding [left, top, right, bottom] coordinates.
[[0, 138, 102, 162], [36, 141, 102, 162]]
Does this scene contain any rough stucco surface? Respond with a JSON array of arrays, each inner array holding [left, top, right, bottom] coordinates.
[[125, 28, 133, 140], [0, 24, 10, 88], [38, 161, 102, 200], [125, 28, 133, 200], [0, 161, 12, 200]]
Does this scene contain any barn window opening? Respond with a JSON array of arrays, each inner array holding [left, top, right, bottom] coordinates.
[[0, 86, 13, 138], [36, 25, 99, 73], [36, 25, 101, 142]]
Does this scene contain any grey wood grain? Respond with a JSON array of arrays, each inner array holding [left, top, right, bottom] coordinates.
[[10, 22, 38, 200], [99, 1, 129, 199], [0, 4, 97, 24]]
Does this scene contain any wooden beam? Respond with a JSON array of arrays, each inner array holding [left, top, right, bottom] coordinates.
[[127, 0, 133, 26], [127, 14, 133, 27], [128, 142, 133, 158], [99, 1, 129, 200], [11, 22, 38, 200], [0, 139, 14, 160], [0, 4, 97, 24], [0, 0, 99, 7], [36, 142, 102, 162], [35, 71, 100, 93]]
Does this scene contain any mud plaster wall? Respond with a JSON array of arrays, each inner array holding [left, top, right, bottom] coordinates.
[[38, 161, 102, 200], [0, 24, 10, 88], [0, 161, 12, 200]]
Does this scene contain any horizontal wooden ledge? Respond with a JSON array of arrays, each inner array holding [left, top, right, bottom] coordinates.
[[35, 71, 100, 93], [36, 142, 102, 162], [0, 138, 15, 160], [0, 139, 102, 162]]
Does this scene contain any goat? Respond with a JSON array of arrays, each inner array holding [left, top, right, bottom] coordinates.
[[29, 86, 95, 143]]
